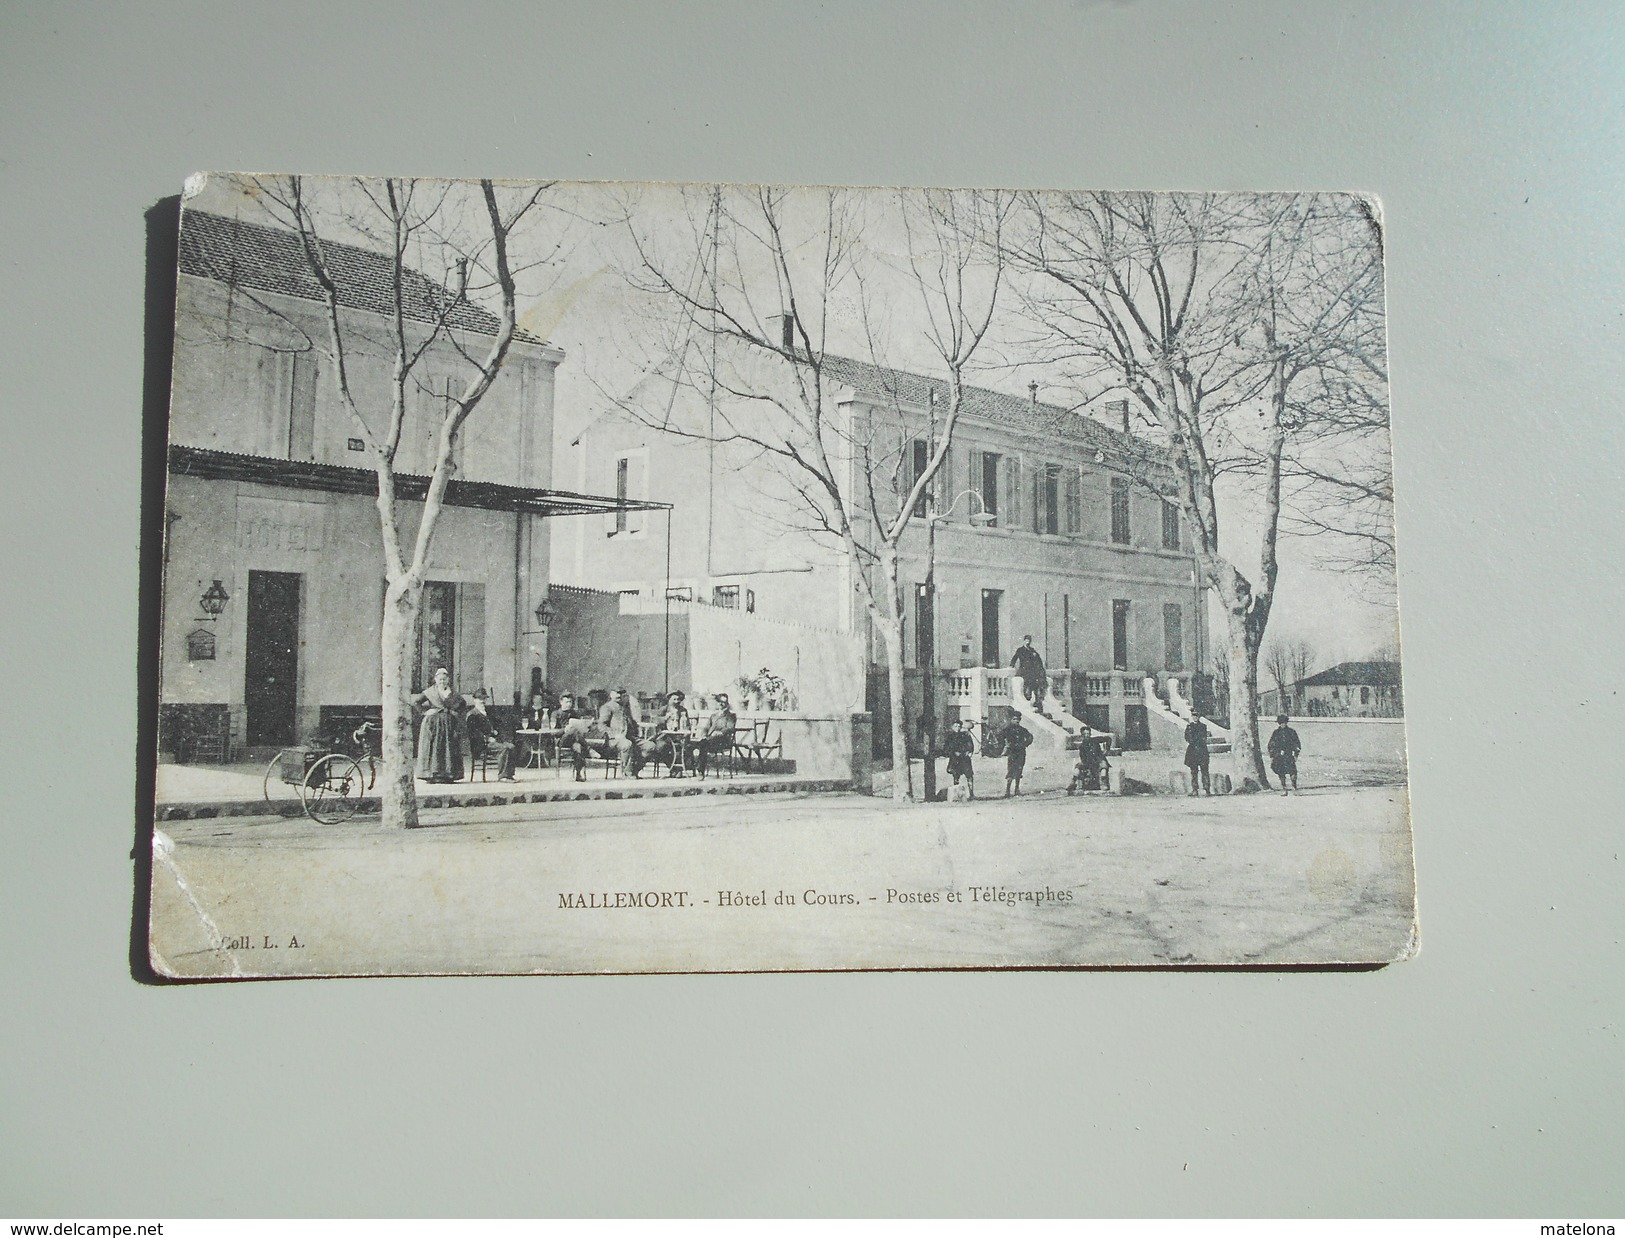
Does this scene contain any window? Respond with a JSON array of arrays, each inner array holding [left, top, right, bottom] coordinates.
[[1361, 686, 1371, 705], [1162, 500, 1181, 551], [913, 583, 932, 667], [980, 589, 1002, 668], [1163, 604, 1184, 672], [287, 353, 317, 461], [1112, 599, 1130, 671], [1034, 463, 1061, 535], [712, 584, 740, 609], [745, 588, 756, 614], [665, 585, 693, 602], [1003, 456, 1022, 532], [909, 438, 931, 517], [413, 580, 484, 693], [1111, 477, 1131, 545], [969, 449, 1002, 526], [417, 373, 461, 474]]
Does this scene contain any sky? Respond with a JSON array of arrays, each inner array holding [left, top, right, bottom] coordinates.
[[181, 173, 1401, 670]]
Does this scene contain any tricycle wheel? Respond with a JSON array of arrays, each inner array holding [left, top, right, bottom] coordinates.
[[264, 749, 305, 804], [303, 754, 364, 824]]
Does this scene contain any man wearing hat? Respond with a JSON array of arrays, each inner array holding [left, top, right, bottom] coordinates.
[[553, 692, 592, 781], [696, 691, 738, 778], [466, 689, 517, 782]]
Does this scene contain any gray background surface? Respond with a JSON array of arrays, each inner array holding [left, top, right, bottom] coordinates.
[[2, 0, 1620, 1218]]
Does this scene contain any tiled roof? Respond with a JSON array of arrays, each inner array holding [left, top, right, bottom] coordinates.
[[817, 353, 1145, 454], [178, 210, 546, 345], [1298, 660, 1402, 688]]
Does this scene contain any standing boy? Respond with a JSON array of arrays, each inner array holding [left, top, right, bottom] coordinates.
[[1268, 713, 1302, 794]]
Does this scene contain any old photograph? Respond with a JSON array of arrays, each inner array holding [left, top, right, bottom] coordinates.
[[148, 174, 1412, 976]]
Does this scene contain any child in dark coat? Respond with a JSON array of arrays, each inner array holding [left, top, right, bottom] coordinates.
[[1001, 719, 1033, 797]]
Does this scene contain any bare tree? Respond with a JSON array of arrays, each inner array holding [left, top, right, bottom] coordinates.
[[1005, 192, 1385, 786], [615, 185, 1008, 800], [198, 175, 554, 829], [1287, 639, 1317, 710], [1266, 636, 1317, 714], [1265, 641, 1293, 711]]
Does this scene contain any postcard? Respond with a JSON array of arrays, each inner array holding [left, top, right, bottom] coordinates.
[[148, 174, 1413, 976]]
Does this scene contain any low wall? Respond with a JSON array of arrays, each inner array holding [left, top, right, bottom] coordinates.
[[741, 712, 872, 790], [624, 595, 865, 715], [1257, 716, 1408, 765]]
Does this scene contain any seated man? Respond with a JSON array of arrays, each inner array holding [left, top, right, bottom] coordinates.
[[658, 690, 695, 773], [695, 691, 738, 778], [600, 686, 657, 777], [553, 692, 592, 782], [1066, 730, 1109, 794], [465, 690, 516, 782]]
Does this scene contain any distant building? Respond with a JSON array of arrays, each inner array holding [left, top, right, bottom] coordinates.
[[1263, 660, 1404, 718]]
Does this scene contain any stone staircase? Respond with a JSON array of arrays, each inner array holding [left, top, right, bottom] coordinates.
[[1143, 676, 1231, 753], [1010, 683, 1118, 754]]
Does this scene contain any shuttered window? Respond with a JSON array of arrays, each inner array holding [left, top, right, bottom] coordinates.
[[1112, 599, 1130, 671], [1163, 603, 1183, 672], [288, 353, 317, 461], [1111, 477, 1131, 545], [413, 580, 485, 693]]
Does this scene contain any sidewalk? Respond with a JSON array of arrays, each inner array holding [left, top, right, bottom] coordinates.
[[153, 758, 853, 821]]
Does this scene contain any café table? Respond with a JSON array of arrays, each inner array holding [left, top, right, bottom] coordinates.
[[516, 728, 563, 774]]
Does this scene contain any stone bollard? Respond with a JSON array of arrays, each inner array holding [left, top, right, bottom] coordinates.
[[1108, 765, 1124, 795], [1213, 772, 1233, 795], [1169, 769, 1190, 794]]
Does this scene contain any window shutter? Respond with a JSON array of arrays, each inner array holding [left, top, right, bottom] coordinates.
[[1004, 455, 1021, 528], [967, 448, 982, 513], [1065, 467, 1081, 534], [457, 583, 486, 694], [605, 456, 625, 536], [628, 454, 647, 533], [288, 353, 318, 461]]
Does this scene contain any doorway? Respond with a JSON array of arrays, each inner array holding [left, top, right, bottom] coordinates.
[[980, 588, 1002, 668], [245, 570, 301, 746]]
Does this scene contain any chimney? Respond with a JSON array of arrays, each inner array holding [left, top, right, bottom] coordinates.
[[1028, 381, 1038, 406], [776, 312, 796, 350], [1108, 398, 1129, 434]]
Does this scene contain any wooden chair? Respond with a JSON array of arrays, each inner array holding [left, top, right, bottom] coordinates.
[[736, 720, 782, 774], [696, 730, 737, 779]]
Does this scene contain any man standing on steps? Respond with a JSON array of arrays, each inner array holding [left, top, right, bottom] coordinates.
[[1011, 635, 1047, 711]]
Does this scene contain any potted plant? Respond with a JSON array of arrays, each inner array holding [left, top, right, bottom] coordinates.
[[736, 667, 797, 712]]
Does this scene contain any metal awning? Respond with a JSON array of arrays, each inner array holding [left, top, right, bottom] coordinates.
[[168, 444, 671, 518]]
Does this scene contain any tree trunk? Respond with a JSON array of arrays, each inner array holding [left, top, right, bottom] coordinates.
[[1227, 612, 1268, 789], [873, 546, 914, 803], [379, 576, 423, 829], [880, 624, 912, 803]]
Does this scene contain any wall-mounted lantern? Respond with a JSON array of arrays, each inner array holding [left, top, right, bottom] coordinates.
[[533, 596, 558, 630], [199, 579, 230, 620]]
